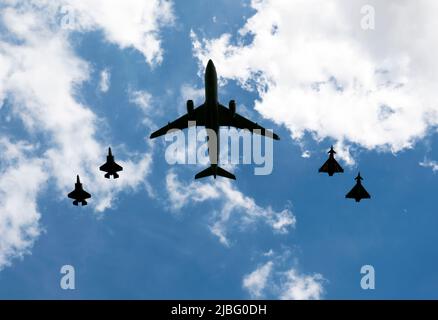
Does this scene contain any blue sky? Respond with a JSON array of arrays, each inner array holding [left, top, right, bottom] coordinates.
[[1, 0, 438, 299]]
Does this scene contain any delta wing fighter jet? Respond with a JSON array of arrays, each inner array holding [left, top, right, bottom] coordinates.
[[319, 146, 344, 176], [346, 173, 371, 202]]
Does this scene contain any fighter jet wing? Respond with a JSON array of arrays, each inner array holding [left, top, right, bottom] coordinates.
[[356, 184, 371, 199], [318, 159, 330, 173], [67, 190, 79, 199], [99, 162, 123, 172], [99, 162, 110, 172], [346, 184, 370, 200], [333, 159, 344, 173], [218, 105, 280, 140], [150, 104, 206, 139], [68, 189, 91, 200], [112, 162, 123, 171], [319, 158, 344, 173], [81, 189, 91, 199]]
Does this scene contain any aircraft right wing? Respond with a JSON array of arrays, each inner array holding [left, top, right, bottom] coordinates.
[[150, 104, 206, 139], [218, 105, 279, 140]]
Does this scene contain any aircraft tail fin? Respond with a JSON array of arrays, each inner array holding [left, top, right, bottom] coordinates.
[[195, 165, 236, 180]]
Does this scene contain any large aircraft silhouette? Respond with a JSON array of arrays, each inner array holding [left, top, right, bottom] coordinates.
[[68, 175, 91, 206], [100, 147, 123, 179], [319, 146, 344, 176], [346, 172, 371, 202], [150, 59, 279, 180]]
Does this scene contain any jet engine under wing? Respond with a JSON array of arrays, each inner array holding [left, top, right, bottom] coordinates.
[[150, 104, 206, 139], [218, 105, 280, 140]]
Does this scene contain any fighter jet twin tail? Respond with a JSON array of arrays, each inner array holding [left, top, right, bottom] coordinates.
[[67, 60, 370, 206], [319, 146, 371, 202], [67, 148, 123, 206]]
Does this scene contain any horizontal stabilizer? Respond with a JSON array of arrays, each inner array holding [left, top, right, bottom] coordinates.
[[195, 166, 236, 180]]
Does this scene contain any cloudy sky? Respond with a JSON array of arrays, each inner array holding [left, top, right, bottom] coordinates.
[[0, 0, 438, 299]]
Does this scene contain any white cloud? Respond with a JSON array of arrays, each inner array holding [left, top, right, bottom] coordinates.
[[1, 6, 153, 209], [129, 89, 153, 113], [165, 171, 221, 211], [242, 250, 325, 300], [180, 84, 205, 106], [128, 89, 158, 129], [99, 68, 110, 93], [3, 0, 174, 65], [0, 138, 47, 270], [191, 0, 438, 161], [263, 249, 275, 257], [50, 0, 174, 65], [278, 269, 325, 300], [301, 150, 311, 158], [165, 170, 296, 246], [420, 159, 438, 172], [242, 261, 273, 298], [0, 0, 168, 268]]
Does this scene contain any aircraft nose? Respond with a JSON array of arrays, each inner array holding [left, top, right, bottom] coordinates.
[[207, 59, 214, 69]]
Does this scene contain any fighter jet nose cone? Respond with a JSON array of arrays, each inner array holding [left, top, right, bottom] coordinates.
[[76, 175, 80, 183], [207, 59, 214, 67]]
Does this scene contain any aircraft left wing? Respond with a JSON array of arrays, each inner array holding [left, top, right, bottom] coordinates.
[[81, 190, 91, 199], [218, 105, 280, 140], [113, 162, 123, 171], [150, 104, 206, 139]]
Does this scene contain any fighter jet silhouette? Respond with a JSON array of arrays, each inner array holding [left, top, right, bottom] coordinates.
[[346, 172, 371, 202], [68, 175, 91, 206], [319, 146, 344, 176], [100, 147, 123, 179], [150, 59, 279, 180]]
